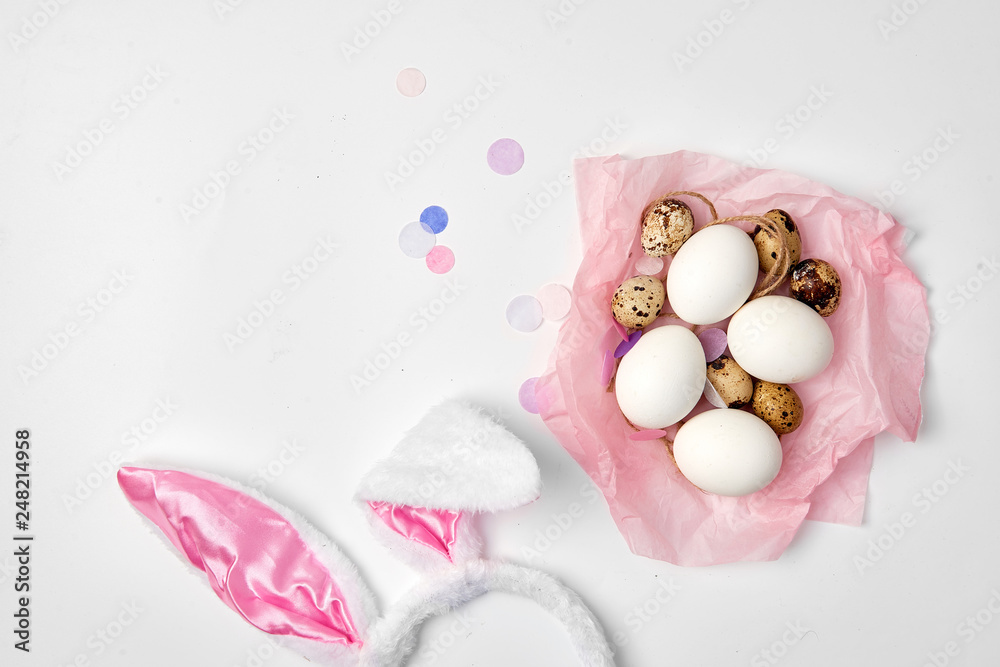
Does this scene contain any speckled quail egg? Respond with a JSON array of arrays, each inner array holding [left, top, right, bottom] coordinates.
[[611, 275, 665, 329]]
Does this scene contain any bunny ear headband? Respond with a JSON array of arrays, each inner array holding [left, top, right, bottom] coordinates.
[[118, 400, 615, 667]]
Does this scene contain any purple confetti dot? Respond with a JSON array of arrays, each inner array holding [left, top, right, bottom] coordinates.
[[519, 377, 540, 414], [614, 330, 642, 358], [506, 295, 543, 332], [698, 328, 728, 362], [487, 138, 524, 175], [399, 221, 436, 258]]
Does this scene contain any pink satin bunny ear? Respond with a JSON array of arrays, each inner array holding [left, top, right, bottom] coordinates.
[[356, 400, 541, 569], [118, 467, 377, 666]]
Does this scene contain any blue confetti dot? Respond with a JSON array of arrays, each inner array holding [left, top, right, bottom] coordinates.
[[420, 205, 449, 234]]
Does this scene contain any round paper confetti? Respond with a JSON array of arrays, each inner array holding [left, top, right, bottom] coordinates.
[[600, 349, 615, 386], [399, 221, 436, 258], [536, 283, 572, 321], [629, 429, 668, 441], [425, 245, 455, 274], [519, 377, 539, 414], [698, 328, 728, 363], [396, 68, 426, 97], [634, 255, 664, 275], [506, 295, 543, 332], [420, 205, 449, 234], [487, 138, 524, 175], [704, 378, 727, 409]]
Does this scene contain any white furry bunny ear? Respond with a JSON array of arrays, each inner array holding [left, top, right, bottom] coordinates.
[[118, 466, 377, 667], [355, 400, 541, 569]]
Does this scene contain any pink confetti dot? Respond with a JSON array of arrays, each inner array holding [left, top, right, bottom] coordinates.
[[396, 68, 426, 97], [519, 377, 540, 414], [536, 283, 572, 321], [635, 255, 664, 275], [425, 245, 454, 274], [487, 138, 524, 175], [506, 295, 543, 332]]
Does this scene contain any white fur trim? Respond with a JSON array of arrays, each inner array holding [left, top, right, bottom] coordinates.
[[359, 559, 616, 667], [356, 400, 541, 513], [119, 465, 377, 666], [359, 502, 483, 571]]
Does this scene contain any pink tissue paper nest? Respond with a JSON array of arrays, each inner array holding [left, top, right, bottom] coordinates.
[[536, 150, 929, 566]]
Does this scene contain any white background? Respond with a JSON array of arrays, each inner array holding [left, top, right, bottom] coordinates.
[[2, 0, 998, 666]]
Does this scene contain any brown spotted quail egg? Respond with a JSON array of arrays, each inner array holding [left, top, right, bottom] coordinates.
[[790, 259, 842, 317], [752, 209, 802, 276], [642, 199, 693, 257], [751, 380, 804, 435], [611, 275, 665, 329], [705, 355, 753, 409]]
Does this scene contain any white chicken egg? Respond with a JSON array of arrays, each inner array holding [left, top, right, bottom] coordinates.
[[665, 224, 760, 325], [727, 295, 834, 383], [615, 325, 706, 429], [672, 408, 782, 497]]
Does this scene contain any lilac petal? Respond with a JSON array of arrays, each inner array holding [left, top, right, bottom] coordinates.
[[614, 330, 642, 358], [698, 327, 728, 362]]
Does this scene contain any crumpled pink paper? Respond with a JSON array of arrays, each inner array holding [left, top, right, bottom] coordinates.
[[536, 151, 928, 566]]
